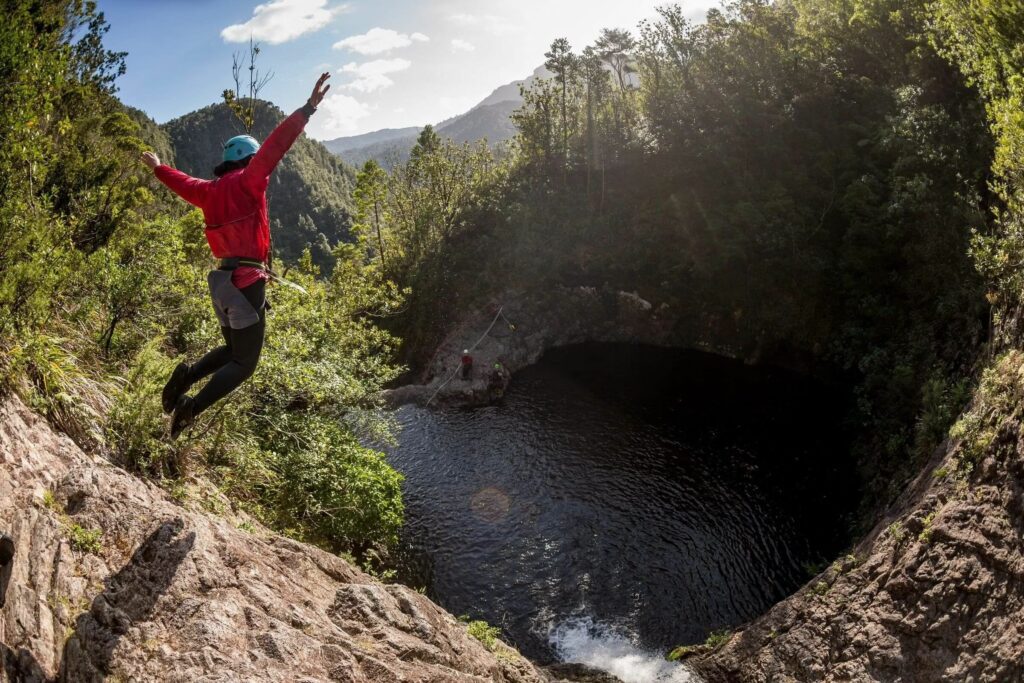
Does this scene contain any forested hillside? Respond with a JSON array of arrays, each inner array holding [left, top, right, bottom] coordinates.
[[352, 0, 996, 513], [164, 101, 356, 270], [123, 106, 176, 168]]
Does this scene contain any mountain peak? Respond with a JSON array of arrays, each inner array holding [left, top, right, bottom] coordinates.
[[322, 66, 551, 167]]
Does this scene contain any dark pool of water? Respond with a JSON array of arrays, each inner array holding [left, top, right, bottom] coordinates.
[[385, 343, 858, 663]]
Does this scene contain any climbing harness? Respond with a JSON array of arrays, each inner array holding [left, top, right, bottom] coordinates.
[[425, 305, 513, 407], [218, 257, 308, 295]]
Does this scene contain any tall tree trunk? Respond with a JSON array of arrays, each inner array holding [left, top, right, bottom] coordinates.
[[586, 86, 593, 203], [561, 79, 568, 187], [373, 200, 387, 272]]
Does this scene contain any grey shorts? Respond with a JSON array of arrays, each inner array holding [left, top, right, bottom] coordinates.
[[207, 269, 263, 330]]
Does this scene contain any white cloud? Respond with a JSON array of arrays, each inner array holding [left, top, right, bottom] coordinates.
[[339, 58, 412, 93], [313, 93, 373, 136], [221, 0, 346, 44], [333, 28, 429, 55], [448, 12, 515, 35], [450, 39, 475, 53]]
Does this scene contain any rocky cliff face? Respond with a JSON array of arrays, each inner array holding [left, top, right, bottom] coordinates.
[[685, 352, 1024, 682], [384, 286, 728, 409], [0, 394, 605, 682]]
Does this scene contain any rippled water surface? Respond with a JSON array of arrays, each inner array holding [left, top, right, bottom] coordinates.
[[386, 344, 857, 666]]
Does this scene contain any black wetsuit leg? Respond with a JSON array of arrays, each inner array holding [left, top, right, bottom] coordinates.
[[190, 280, 266, 417], [187, 327, 233, 384]]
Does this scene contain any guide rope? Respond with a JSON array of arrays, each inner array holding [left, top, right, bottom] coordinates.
[[425, 305, 508, 407]]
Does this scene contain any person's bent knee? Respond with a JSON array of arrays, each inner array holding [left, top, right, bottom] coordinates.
[[238, 354, 262, 380]]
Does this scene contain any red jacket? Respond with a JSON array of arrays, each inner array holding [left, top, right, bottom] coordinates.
[[154, 108, 310, 288]]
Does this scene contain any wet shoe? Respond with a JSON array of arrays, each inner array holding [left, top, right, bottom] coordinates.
[[170, 395, 195, 440], [162, 362, 191, 414], [0, 533, 14, 609]]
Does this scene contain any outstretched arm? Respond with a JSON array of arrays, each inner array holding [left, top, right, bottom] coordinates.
[[243, 73, 330, 191], [143, 152, 211, 208]]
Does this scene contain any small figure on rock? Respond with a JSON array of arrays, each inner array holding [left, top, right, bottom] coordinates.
[[487, 362, 508, 399], [461, 350, 473, 380], [0, 532, 13, 608], [143, 73, 332, 439]]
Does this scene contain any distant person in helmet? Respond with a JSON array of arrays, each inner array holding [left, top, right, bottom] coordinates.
[[142, 73, 331, 438]]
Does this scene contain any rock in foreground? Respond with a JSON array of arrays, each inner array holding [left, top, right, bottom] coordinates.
[[0, 394, 590, 682]]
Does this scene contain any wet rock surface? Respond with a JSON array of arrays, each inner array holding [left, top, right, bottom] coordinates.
[[0, 395, 614, 682]]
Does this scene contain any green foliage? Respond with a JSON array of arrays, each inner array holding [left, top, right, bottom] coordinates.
[[98, 246, 407, 552], [948, 350, 1024, 472], [462, 618, 502, 651], [918, 511, 936, 543], [68, 523, 103, 554], [5, 332, 111, 447], [667, 629, 731, 660], [887, 521, 907, 544], [354, 131, 507, 363], [42, 489, 60, 513], [352, 160, 393, 272], [705, 629, 731, 648], [105, 341, 183, 476], [932, 0, 1024, 348], [666, 645, 692, 661], [123, 106, 176, 167], [915, 375, 973, 461]]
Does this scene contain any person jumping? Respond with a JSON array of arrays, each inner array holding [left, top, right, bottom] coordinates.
[[142, 73, 331, 438]]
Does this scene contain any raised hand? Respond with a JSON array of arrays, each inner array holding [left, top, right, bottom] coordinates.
[[308, 72, 331, 108], [141, 151, 160, 170]]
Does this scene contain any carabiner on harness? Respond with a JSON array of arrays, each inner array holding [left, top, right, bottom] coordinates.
[[218, 257, 309, 295]]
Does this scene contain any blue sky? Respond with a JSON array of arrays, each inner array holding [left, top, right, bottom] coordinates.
[[98, 0, 716, 140]]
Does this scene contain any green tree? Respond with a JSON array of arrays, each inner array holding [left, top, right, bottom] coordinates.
[[545, 37, 579, 179], [932, 0, 1024, 337], [594, 28, 636, 92], [353, 159, 392, 272]]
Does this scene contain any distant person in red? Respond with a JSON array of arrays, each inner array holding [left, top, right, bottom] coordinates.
[[141, 73, 332, 439], [461, 350, 473, 380]]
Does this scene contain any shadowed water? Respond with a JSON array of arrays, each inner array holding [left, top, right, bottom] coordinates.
[[386, 344, 857, 668]]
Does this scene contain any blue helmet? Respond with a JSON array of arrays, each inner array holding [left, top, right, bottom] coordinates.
[[222, 134, 260, 162]]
